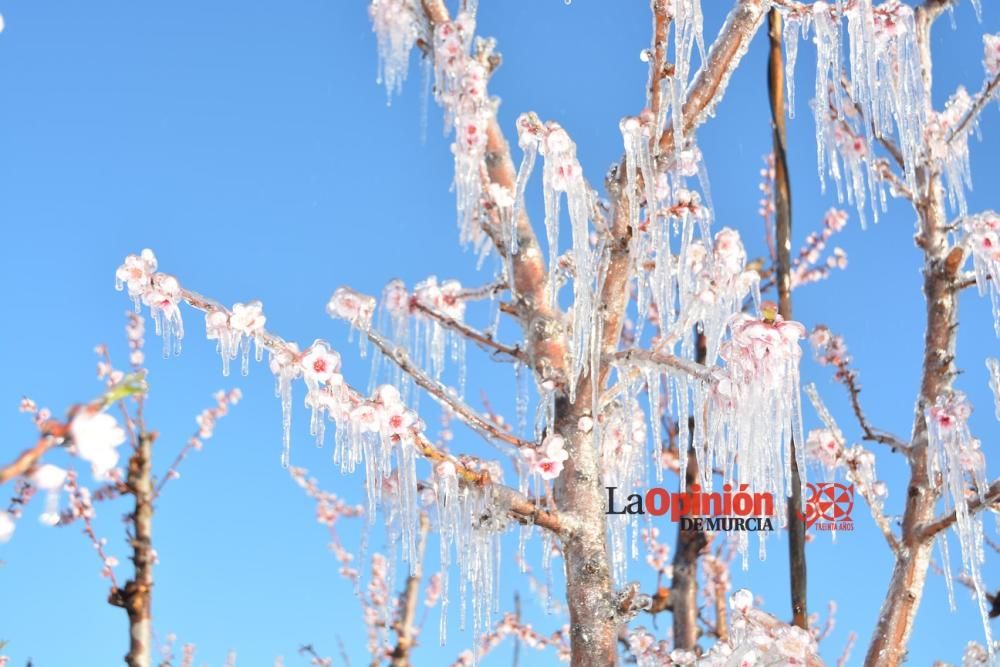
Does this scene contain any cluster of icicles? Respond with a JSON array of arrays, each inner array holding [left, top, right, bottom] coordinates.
[[925, 391, 994, 654], [116, 249, 506, 655]]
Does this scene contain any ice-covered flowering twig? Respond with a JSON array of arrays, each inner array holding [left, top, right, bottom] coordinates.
[[962, 211, 1000, 335], [789, 209, 849, 288], [115, 251, 565, 540], [410, 295, 524, 362], [805, 383, 896, 550], [809, 325, 909, 453], [154, 389, 242, 499], [922, 391, 996, 647], [0, 372, 146, 485], [63, 469, 121, 587], [447, 612, 570, 666]]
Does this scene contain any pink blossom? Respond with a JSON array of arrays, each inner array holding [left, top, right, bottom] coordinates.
[[805, 428, 841, 470], [381, 279, 410, 318], [350, 404, 381, 433], [523, 433, 569, 480], [70, 410, 126, 480], [300, 341, 341, 387], [327, 287, 376, 328], [115, 249, 157, 297], [229, 301, 266, 336]]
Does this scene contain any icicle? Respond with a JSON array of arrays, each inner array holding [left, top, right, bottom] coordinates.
[[783, 14, 810, 118], [369, 0, 420, 101], [964, 211, 1000, 334], [925, 391, 993, 654], [269, 345, 301, 469]]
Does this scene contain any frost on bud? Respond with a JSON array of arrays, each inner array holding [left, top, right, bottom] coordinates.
[[327, 287, 376, 331]]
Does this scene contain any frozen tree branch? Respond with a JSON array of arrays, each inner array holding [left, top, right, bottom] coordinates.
[[655, 0, 771, 160], [920, 478, 1000, 540], [947, 70, 1000, 147], [363, 327, 532, 449], [410, 300, 525, 362]]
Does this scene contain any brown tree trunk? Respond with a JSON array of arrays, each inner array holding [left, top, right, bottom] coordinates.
[[116, 431, 155, 667]]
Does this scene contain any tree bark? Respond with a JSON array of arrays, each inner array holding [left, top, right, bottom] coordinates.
[[115, 431, 155, 667]]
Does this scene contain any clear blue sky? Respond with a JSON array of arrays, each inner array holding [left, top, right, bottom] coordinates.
[[1, 1, 998, 665]]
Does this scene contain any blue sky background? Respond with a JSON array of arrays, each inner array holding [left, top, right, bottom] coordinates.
[[1, 1, 999, 665]]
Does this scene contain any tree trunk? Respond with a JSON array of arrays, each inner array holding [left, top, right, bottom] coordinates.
[[123, 431, 155, 667], [556, 393, 618, 667]]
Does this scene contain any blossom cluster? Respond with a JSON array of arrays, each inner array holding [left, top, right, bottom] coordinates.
[[963, 210, 1000, 335], [690, 589, 820, 666], [640, 526, 672, 577], [449, 612, 570, 666], [115, 249, 184, 356], [790, 209, 849, 288]]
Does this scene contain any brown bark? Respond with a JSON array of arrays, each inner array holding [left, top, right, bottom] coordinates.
[[390, 514, 430, 667], [767, 7, 808, 631], [110, 431, 155, 667]]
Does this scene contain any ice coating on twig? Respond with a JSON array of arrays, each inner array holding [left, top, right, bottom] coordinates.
[[964, 211, 1000, 334], [925, 392, 993, 653]]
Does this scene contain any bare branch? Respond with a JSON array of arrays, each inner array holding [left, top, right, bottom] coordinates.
[[947, 71, 1000, 147]]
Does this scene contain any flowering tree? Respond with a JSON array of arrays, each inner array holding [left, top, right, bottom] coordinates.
[[4, 0, 1000, 665]]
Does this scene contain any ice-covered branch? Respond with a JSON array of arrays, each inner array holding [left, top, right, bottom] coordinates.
[[947, 70, 1000, 149], [410, 300, 524, 362], [920, 478, 1000, 541], [655, 0, 770, 159], [608, 349, 716, 384], [363, 326, 531, 449]]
